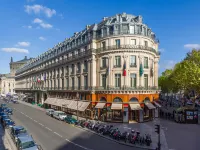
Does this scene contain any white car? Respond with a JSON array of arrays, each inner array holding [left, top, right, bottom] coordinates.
[[46, 109, 54, 117], [53, 111, 67, 121]]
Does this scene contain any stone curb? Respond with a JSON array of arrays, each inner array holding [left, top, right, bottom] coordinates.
[[74, 124, 155, 150]]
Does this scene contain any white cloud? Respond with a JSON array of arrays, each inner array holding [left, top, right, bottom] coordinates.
[[1, 48, 29, 54], [33, 18, 53, 29], [33, 18, 43, 23], [16, 42, 30, 47], [24, 5, 56, 18], [39, 36, 46, 41], [159, 60, 176, 70], [184, 44, 200, 49], [40, 23, 52, 29]]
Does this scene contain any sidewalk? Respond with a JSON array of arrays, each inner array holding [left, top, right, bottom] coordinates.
[[0, 125, 5, 150], [19, 100, 168, 150]]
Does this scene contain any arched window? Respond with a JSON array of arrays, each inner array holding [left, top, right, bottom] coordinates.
[[129, 97, 139, 103], [144, 97, 150, 103], [113, 97, 122, 102], [100, 97, 107, 102]]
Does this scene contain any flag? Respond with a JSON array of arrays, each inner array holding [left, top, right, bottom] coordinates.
[[37, 77, 41, 83], [139, 63, 144, 77], [123, 61, 126, 76]]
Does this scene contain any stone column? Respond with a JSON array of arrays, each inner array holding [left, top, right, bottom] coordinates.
[[154, 59, 159, 87], [41, 93, 44, 104], [90, 55, 96, 89], [74, 64, 77, 88]]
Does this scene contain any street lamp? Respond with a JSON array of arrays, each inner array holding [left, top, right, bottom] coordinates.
[[76, 92, 79, 121]]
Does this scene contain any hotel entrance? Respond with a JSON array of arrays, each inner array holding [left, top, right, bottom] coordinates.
[[129, 97, 142, 122]]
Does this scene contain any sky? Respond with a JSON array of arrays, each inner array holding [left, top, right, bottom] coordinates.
[[0, 0, 200, 74]]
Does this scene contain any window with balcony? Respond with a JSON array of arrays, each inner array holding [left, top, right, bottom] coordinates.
[[84, 76, 88, 89], [115, 39, 120, 48], [102, 41, 106, 50], [115, 74, 121, 87], [144, 41, 148, 47], [66, 66, 69, 75], [144, 57, 148, 68], [130, 73, 137, 88], [144, 74, 148, 88], [130, 55, 136, 67], [114, 56, 121, 67], [131, 39, 136, 45], [101, 57, 107, 69], [102, 74, 107, 88]]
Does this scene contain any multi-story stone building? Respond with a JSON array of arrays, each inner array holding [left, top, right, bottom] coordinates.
[[0, 56, 32, 95], [15, 13, 161, 123]]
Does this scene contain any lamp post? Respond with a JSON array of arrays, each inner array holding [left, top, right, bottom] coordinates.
[[76, 92, 79, 121]]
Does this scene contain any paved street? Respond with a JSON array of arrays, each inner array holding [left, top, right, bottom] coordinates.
[[0, 100, 142, 150]]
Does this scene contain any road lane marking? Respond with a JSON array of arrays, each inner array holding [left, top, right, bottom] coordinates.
[[39, 123, 44, 127], [21, 112, 24, 115], [45, 127, 52, 131], [65, 139, 93, 150], [25, 115, 28, 117], [34, 120, 38, 123], [53, 132, 62, 137], [29, 117, 33, 120]]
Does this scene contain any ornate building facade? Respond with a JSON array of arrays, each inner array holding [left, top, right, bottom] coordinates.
[[15, 13, 161, 123]]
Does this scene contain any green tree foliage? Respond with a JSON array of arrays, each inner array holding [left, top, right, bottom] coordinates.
[[159, 49, 200, 95]]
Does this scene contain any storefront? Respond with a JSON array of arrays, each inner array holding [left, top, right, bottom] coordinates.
[[128, 97, 142, 122], [153, 101, 162, 117], [143, 98, 156, 121]]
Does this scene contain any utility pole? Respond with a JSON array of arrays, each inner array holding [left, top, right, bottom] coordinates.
[[155, 124, 161, 150]]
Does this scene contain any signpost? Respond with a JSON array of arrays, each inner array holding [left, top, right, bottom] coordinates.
[[155, 124, 161, 150]]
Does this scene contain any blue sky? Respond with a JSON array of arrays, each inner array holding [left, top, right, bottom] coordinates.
[[0, 0, 200, 74]]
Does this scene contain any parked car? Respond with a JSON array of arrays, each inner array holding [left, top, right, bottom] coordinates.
[[10, 126, 29, 143], [16, 136, 40, 150], [1, 114, 10, 123], [1, 103, 7, 108], [53, 111, 67, 121], [64, 116, 78, 124], [46, 109, 54, 117], [3, 118, 15, 128]]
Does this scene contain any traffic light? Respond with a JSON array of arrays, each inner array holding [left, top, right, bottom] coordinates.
[[155, 124, 160, 134]]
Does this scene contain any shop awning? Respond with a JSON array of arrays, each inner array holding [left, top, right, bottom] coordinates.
[[111, 103, 122, 110], [44, 98, 51, 104], [68, 101, 78, 110], [145, 102, 156, 109], [95, 102, 106, 109], [78, 102, 90, 111], [130, 103, 142, 110], [154, 101, 162, 108]]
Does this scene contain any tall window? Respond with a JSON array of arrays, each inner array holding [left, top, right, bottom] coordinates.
[[84, 76, 88, 88], [58, 79, 60, 88], [130, 26, 135, 34], [130, 73, 137, 87], [131, 39, 136, 45], [144, 57, 148, 68], [102, 74, 107, 88], [115, 39, 120, 48], [102, 41, 106, 50], [144, 41, 148, 47], [144, 74, 148, 88], [115, 56, 121, 67], [66, 78, 69, 88], [72, 77, 74, 88], [71, 64, 74, 74], [77, 63, 81, 73], [66, 66, 69, 74], [78, 77, 81, 89], [102, 57, 107, 68], [115, 74, 121, 87], [130, 55, 136, 67], [84, 61, 88, 71], [62, 79, 64, 89]]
